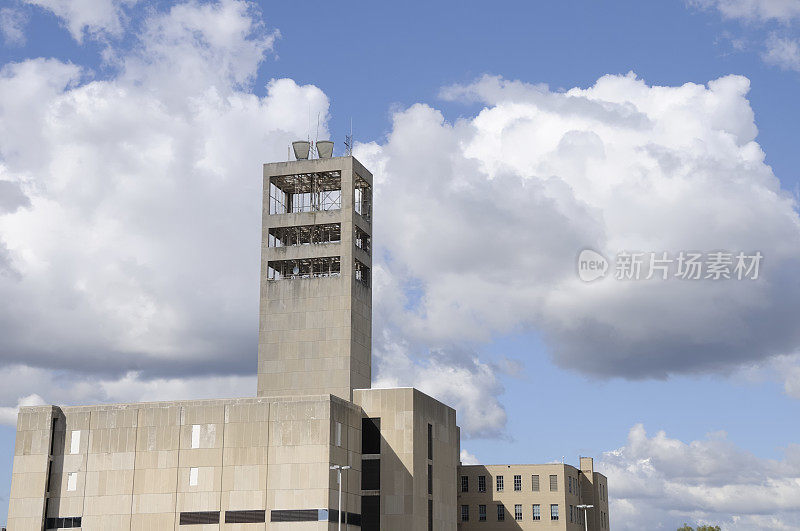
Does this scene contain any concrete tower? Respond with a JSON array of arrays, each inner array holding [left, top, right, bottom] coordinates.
[[257, 154, 373, 401]]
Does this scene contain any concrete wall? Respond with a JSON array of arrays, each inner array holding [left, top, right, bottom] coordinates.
[[354, 388, 458, 531], [7, 396, 364, 531]]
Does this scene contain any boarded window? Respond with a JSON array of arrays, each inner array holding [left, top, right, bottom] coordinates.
[[191, 425, 200, 449], [550, 474, 558, 492], [532, 474, 540, 491], [189, 467, 198, 486], [66, 472, 77, 492]]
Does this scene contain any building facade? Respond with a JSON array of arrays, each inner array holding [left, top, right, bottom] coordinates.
[[6, 151, 608, 530], [457, 458, 610, 530]]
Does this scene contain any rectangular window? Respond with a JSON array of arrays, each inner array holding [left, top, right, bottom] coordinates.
[[225, 510, 266, 523], [427, 499, 433, 531], [354, 225, 371, 254], [45, 517, 81, 529], [461, 505, 469, 522], [569, 476, 572, 494], [514, 504, 523, 521], [267, 256, 341, 280], [354, 175, 372, 222], [532, 504, 541, 521], [191, 425, 200, 449], [189, 467, 198, 486], [461, 475, 468, 493], [362, 495, 380, 531], [497, 504, 505, 521], [269, 510, 322, 522], [496, 475, 504, 492], [428, 464, 433, 495], [361, 418, 381, 455], [550, 474, 558, 492], [70, 430, 80, 455], [180, 511, 219, 525], [550, 504, 559, 521], [570, 504, 574, 523], [532, 474, 539, 491], [335, 421, 342, 447], [66, 472, 77, 492], [361, 459, 380, 491], [478, 505, 486, 522], [478, 475, 486, 492], [354, 258, 371, 287], [514, 474, 521, 491], [428, 424, 433, 460]]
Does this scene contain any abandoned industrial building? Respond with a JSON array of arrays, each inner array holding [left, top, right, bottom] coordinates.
[[6, 144, 610, 530]]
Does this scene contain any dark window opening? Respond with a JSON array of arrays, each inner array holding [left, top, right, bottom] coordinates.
[[428, 464, 433, 495], [427, 499, 433, 531], [361, 417, 381, 454], [268, 223, 341, 247], [354, 259, 370, 288], [361, 459, 380, 491], [180, 511, 219, 525], [427, 423, 433, 460], [354, 175, 372, 222], [270, 509, 324, 522], [267, 256, 340, 280], [225, 510, 265, 523], [269, 171, 342, 214], [45, 517, 81, 529], [354, 226, 371, 254], [362, 495, 380, 531]]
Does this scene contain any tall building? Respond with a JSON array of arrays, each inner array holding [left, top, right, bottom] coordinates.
[[5, 147, 608, 530]]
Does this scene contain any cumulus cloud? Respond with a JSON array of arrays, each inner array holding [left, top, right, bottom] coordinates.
[[0, 393, 46, 425], [460, 449, 480, 465], [690, 0, 800, 22], [356, 73, 800, 382], [599, 424, 800, 530], [0, 1, 327, 383], [764, 33, 800, 70], [24, 0, 138, 42], [0, 7, 27, 46]]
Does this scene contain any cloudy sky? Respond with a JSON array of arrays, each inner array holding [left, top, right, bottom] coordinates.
[[1, 0, 800, 528]]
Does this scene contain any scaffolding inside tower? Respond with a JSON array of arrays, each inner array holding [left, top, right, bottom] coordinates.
[[269, 171, 342, 214]]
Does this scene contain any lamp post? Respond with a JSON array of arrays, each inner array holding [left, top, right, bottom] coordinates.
[[330, 464, 351, 531], [577, 504, 593, 531]]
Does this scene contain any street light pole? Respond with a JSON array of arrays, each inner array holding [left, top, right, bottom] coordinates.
[[577, 504, 593, 531], [330, 464, 351, 531]]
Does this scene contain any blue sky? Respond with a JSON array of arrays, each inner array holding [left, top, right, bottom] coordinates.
[[1, 0, 800, 529]]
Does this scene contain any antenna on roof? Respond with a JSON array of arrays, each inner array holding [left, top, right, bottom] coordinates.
[[344, 118, 353, 156]]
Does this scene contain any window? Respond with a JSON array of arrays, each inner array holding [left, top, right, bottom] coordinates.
[[550, 504, 559, 521], [335, 422, 342, 447], [532, 474, 539, 491], [478, 505, 486, 522], [514, 504, 523, 521], [532, 504, 541, 521], [514, 474, 521, 491], [268, 223, 341, 247], [427, 424, 433, 460], [191, 425, 200, 449], [189, 467, 198, 486], [363, 495, 380, 531], [267, 257, 341, 280], [354, 259, 371, 287], [45, 517, 81, 529], [569, 476, 572, 494], [269, 510, 324, 523], [269, 171, 342, 215], [550, 474, 558, 492], [570, 504, 574, 523], [361, 459, 380, 491], [362, 418, 381, 454], [180, 511, 219, 525], [496, 475, 504, 492], [497, 504, 505, 521], [69, 431, 80, 454], [225, 511, 266, 523], [66, 472, 77, 492], [478, 475, 486, 492], [427, 499, 432, 531], [461, 475, 468, 493], [354, 175, 372, 222], [461, 505, 469, 522], [428, 464, 433, 495], [354, 226, 371, 253]]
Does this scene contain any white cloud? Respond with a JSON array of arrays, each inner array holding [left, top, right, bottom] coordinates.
[[690, 0, 800, 22], [356, 73, 800, 382], [24, 0, 138, 42], [0, 1, 326, 381], [460, 448, 480, 465], [0, 7, 27, 46], [764, 33, 800, 70], [599, 424, 800, 530], [0, 393, 46, 425]]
